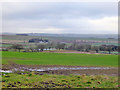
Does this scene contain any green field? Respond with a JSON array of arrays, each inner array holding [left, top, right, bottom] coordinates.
[[2, 51, 118, 67], [1, 51, 119, 88], [2, 72, 118, 88]]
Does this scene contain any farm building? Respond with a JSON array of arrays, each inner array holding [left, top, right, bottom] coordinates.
[[28, 38, 49, 43]]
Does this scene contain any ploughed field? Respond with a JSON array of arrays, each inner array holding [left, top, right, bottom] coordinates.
[[1, 51, 119, 88]]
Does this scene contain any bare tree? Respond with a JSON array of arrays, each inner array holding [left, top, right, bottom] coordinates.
[[84, 44, 91, 52], [106, 45, 113, 54], [10, 44, 24, 52], [92, 46, 99, 53], [36, 44, 45, 52], [56, 42, 66, 50], [76, 44, 85, 51]]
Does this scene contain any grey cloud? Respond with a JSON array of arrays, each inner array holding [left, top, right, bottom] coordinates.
[[3, 2, 117, 20], [2, 2, 118, 34]]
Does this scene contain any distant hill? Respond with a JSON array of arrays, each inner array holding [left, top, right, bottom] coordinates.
[[28, 33, 118, 39], [2, 32, 118, 39]]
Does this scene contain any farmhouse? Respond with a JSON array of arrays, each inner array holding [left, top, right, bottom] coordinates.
[[28, 38, 49, 43]]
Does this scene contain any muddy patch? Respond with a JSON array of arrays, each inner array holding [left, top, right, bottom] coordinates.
[[1, 63, 118, 76]]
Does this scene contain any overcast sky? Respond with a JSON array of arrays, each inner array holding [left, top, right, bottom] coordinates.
[[2, 2, 118, 34]]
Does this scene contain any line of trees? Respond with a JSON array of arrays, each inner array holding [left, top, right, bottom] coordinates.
[[3, 42, 118, 54], [67, 43, 118, 54], [6, 42, 66, 52]]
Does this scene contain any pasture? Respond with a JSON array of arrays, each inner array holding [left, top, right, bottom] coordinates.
[[2, 51, 118, 67]]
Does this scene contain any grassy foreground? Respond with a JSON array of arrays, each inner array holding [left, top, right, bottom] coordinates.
[[2, 72, 118, 88], [2, 51, 118, 66]]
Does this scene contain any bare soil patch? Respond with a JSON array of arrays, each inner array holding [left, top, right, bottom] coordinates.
[[2, 63, 118, 76], [43, 50, 109, 54]]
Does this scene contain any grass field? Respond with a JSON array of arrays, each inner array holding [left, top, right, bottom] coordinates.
[[2, 51, 118, 67], [1, 51, 119, 88], [2, 72, 118, 88]]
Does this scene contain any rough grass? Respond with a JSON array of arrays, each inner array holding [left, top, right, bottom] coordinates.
[[2, 72, 118, 88], [2, 51, 118, 67]]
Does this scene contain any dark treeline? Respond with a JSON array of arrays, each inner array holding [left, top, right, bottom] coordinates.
[[2, 41, 118, 54], [67, 43, 118, 54]]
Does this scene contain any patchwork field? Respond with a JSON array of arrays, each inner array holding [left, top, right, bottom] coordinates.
[[1, 35, 118, 49]]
